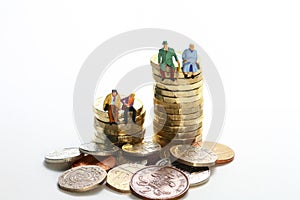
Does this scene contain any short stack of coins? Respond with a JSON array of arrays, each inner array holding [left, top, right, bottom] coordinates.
[[93, 97, 146, 147], [150, 54, 203, 147]]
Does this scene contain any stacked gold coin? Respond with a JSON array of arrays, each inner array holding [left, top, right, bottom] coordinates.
[[150, 54, 203, 147], [93, 97, 146, 146]]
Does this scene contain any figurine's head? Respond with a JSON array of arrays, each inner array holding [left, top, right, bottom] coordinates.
[[162, 41, 168, 49], [130, 93, 135, 98], [189, 43, 195, 51], [112, 89, 118, 97]]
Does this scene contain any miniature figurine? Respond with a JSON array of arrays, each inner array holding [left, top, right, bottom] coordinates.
[[182, 43, 199, 79], [121, 93, 136, 124], [158, 41, 181, 81], [103, 89, 121, 125]]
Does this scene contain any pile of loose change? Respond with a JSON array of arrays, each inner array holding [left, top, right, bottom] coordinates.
[[44, 141, 234, 199]]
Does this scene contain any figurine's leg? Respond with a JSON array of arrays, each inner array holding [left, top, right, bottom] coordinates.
[[170, 66, 175, 81], [124, 107, 129, 124], [130, 106, 137, 123], [160, 69, 166, 81], [113, 106, 119, 124], [108, 105, 114, 124]]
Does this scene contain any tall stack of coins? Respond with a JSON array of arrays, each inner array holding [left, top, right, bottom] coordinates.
[[150, 54, 203, 146], [93, 97, 146, 146]]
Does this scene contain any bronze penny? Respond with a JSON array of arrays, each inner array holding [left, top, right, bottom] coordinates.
[[130, 166, 189, 200]]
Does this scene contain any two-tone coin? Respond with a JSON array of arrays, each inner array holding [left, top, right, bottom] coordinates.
[[45, 147, 84, 164], [130, 166, 189, 200], [170, 145, 217, 167], [79, 142, 119, 156], [122, 141, 161, 157], [106, 163, 145, 192]]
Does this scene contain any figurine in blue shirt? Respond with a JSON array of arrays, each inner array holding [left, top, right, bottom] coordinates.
[[182, 44, 199, 79]]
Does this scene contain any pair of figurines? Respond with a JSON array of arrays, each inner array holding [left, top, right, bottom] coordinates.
[[158, 41, 200, 81]]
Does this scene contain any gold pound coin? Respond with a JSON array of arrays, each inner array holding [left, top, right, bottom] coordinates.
[[122, 141, 161, 157], [154, 86, 203, 97], [155, 81, 203, 91], [198, 141, 235, 164], [152, 73, 203, 85], [154, 98, 203, 109], [170, 145, 217, 167], [106, 163, 145, 192]]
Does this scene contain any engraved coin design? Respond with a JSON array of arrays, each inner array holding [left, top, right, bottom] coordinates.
[[130, 166, 189, 200], [45, 147, 83, 164], [170, 145, 217, 167], [122, 141, 161, 157], [79, 142, 119, 156], [106, 163, 145, 192], [58, 165, 107, 192], [201, 141, 235, 164]]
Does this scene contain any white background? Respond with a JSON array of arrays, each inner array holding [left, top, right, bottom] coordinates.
[[1, 0, 300, 199]]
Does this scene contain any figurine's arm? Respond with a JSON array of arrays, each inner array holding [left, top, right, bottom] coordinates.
[[182, 50, 187, 63], [158, 50, 162, 64]]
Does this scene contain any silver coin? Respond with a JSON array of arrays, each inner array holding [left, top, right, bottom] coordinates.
[[172, 162, 211, 187], [155, 158, 210, 186], [45, 147, 83, 164], [58, 165, 107, 192], [79, 142, 119, 156], [155, 158, 172, 166]]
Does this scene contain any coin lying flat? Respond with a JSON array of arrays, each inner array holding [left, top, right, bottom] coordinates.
[[79, 142, 119, 156], [58, 165, 107, 192], [194, 141, 235, 164], [170, 145, 217, 167], [122, 141, 161, 157], [130, 166, 189, 200], [45, 147, 84, 164], [155, 159, 211, 187], [106, 163, 145, 192], [172, 162, 210, 187], [72, 155, 116, 171]]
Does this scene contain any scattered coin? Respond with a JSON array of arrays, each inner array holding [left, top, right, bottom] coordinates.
[[170, 145, 217, 167], [71, 155, 116, 171], [193, 141, 235, 164], [122, 141, 161, 157], [58, 165, 107, 192], [79, 142, 119, 156], [130, 166, 189, 200], [45, 147, 83, 164], [106, 163, 145, 192], [155, 159, 211, 187]]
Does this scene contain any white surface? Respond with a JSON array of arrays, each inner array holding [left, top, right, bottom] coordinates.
[[1, 0, 300, 199]]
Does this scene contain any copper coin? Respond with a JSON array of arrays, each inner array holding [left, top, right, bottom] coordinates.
[[72, 155, 116, 171], [130, 166, 189, 200]]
